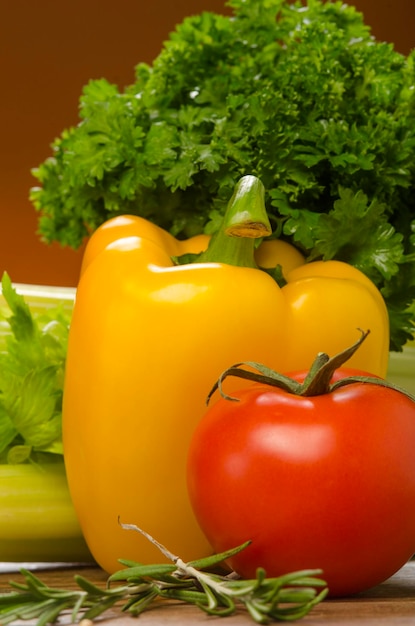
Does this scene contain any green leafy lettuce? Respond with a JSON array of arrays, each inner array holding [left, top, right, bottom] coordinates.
[[30, 0, 415, 350], [0, 274, 70, 464]]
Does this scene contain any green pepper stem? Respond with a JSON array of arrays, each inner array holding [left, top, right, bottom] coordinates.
[[199, 175, 272, 267]]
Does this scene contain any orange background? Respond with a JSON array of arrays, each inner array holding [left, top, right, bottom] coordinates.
[[1, 0, 414, 287]]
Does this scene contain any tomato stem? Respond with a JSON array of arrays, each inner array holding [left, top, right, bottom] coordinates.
[[300, 329, 369, 396], [207, 329, 415, 403]]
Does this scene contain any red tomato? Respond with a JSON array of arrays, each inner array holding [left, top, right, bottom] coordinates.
[[187, 369, 415, 597]]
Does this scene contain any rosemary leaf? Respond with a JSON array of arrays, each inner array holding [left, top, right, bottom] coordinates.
[[0, 527, 328, 625]]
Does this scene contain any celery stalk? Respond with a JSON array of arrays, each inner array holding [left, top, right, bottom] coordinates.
[[0, 463, 92, 562], [0, 279, 92, 562]]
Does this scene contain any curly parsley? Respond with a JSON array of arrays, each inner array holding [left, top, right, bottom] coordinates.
[[30, 0, 415, 350]]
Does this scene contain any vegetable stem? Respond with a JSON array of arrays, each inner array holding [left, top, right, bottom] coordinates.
[[198, 176, 272, 268], [0, 463, 92, 562], [207, 329, 415, 404]]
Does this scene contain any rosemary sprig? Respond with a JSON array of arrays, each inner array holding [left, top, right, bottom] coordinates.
[[0, 524, 328, 625]]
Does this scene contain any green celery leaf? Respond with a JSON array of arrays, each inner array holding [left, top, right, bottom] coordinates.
[[1, 274, 36, 345], [0, 403, 17, 457], [4, 367, 62, 450], [0, 274, 70, 462], [7, 445, 32, 465]]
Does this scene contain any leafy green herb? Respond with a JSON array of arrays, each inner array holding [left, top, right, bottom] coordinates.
[[0, 524, 328, 624], [30, 0, 415, 350], [0, 273, 71, 464]]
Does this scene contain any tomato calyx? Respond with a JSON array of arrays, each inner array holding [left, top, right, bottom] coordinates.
[[207, 329, 415, 404]]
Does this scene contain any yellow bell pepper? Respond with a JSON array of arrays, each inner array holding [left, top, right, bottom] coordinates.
[[63, 176, 389, 574]]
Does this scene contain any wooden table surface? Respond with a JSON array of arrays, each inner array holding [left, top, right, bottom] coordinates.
[[0, 560, 414, 625]]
